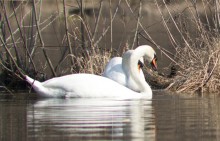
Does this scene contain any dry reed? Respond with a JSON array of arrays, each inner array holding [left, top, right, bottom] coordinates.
[[0, 1, 120, 90], [156, 0, 220, 94], [1, 0, 220, 95]]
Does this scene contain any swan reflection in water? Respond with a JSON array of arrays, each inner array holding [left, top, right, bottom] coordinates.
[[27, 98, 155, 140]]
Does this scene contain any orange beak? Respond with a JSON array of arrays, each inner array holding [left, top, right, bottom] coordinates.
[[151, 58, 157, 71]]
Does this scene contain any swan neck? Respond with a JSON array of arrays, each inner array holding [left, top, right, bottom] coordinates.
[[129, 49, 152, 94]]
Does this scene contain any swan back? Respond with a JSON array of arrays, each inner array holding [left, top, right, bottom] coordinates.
[[103, 57, 122, 76], [103, 57, 126, 86]]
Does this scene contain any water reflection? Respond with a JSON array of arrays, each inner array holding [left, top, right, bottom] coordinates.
[[153, 94, 220, 141], [27, 98, 154, 141], [1, 92, 220, 141]]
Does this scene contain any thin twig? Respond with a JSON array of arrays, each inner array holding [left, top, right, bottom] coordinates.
[[94, 0, 121, 47], [80, 0, 85, 50], [0, 36, 25, 77], [162, 0, 199, 59], [1, 1, 21, 66], [155, 0, 178, 49], [132, 0, 142, 49], [32, 0, 56, 77], [11, 2, 37, 72], [63, 0, 74, 67], [202, 55, 219, 87], [109, 0, 113, 52], [92, 0, 103, 42]]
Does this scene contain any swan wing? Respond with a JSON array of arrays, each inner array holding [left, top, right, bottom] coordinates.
[[103, 57, 126, 86]]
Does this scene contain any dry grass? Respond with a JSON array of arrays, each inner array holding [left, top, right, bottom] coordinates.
[[58, 47, 112, 75], [169, 39, 220, 94], [156, 0, 220, 94], [0, 1, 125, 90], [1, 0, 220, 95]]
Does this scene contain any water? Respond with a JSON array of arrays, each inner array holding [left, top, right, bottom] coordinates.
[[0, 91, 220, 141]]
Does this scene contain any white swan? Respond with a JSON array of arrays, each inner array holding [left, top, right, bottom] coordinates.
[[103, 45, 157, 92], [25, 45, 157, 99]]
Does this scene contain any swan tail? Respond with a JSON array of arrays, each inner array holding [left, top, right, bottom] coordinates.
[[25, 75, 49, 97], [25, 75, 34, 84]]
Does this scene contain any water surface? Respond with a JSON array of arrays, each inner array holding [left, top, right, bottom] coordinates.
[[0, 91, 220, 141]]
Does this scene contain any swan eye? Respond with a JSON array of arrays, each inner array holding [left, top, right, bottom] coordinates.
[[138, 60, 144, 68], [138, 60, 144, 73]]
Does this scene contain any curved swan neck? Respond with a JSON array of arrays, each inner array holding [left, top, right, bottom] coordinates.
[[129, 46, 153, 94], [134, 45, 155, 62]]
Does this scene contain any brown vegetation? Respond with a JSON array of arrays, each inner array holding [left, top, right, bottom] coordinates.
[[0, 0, 220, 94], [153, 0, 220, 94]]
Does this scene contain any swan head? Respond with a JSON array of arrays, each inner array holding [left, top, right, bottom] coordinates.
[[136, 45, 157, 71]]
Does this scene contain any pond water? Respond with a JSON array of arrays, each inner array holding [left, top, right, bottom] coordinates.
[[0, 91, 220, 141]]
